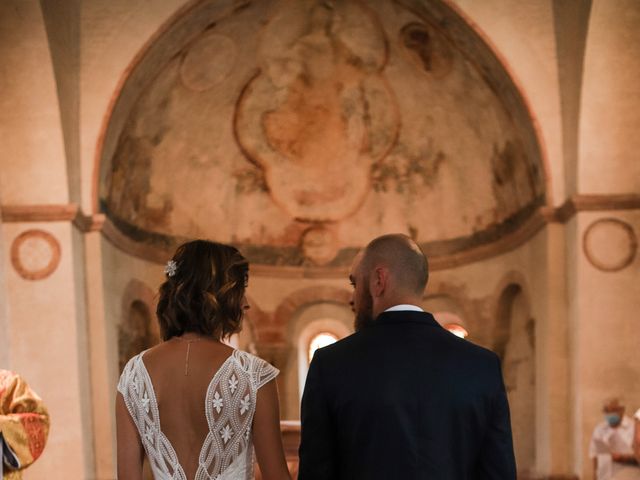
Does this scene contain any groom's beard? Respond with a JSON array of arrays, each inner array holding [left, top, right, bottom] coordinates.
[[354, 289, 374, 332]]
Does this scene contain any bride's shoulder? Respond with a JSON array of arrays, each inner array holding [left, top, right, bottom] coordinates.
[[117, 351, 148, 394], [120, 351, 145, 374], [231, 349, 263, 368], [120, 343, 160, 372], [231, 350, 279, 388]]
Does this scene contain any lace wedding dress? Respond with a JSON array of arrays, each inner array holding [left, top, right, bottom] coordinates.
[[118, 349, 279, 480]]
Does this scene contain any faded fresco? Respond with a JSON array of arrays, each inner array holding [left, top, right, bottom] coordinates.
[[102, 0, 545, 267], [235, 1, 398, 223]]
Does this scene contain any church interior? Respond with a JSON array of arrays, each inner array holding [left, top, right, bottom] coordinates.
[[1, 0, 639, 478]]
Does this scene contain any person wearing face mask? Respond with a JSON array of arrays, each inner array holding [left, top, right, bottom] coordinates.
[[589, 398, 639, 480], [634, 408, 640, 464]]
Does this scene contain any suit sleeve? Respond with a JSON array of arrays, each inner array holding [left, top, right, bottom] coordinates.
[[298, 349, 336, 480], [476, 354, 517, 479]]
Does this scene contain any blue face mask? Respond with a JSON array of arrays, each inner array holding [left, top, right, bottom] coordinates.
[[605, 413, 621, 427]]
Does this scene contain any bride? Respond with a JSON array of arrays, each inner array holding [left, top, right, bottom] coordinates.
[[116, 240, 291, 480]]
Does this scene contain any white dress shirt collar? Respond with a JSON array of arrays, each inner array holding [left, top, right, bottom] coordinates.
[[384, 304, 424, 312]]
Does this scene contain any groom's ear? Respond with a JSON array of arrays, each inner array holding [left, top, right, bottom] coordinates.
[[371, 266, 389, 298]]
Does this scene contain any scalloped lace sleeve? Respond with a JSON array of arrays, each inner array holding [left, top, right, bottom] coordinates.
[[235, 351, 279, 390], [252, 356, 279, 390], [117, 355, 137, 396]]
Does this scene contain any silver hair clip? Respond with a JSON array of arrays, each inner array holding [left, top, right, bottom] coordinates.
[[164, 260, 178, 277]]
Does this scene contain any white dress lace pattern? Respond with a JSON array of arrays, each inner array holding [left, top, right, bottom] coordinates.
[[117, 349, 279, 480]]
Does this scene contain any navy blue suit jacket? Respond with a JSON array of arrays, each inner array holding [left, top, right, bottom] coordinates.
[[298, 310, 516, 479]]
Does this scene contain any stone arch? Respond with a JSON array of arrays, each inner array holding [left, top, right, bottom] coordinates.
[[118, 279, 159, 372], [494, 284, 521, 360], [423, 282, 480, 342], [296, 318, 351, 401], [274, 286, 351, 327], [237, 294, 269, 352], [491, 270, 533, 359], [273, 286, 352, 419], [494, 278, 536, 475]]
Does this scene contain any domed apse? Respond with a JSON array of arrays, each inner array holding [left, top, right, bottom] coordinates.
[[98, 0, 545, 271]]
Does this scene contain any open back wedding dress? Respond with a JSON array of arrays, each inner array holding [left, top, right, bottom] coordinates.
[[118, 349, 279, 480]]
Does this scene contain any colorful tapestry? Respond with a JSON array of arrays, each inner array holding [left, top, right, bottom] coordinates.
[[0, 370, 49, 480]]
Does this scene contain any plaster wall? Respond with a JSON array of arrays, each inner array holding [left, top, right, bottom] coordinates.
[[0, 1, 69, 204], [79, 0, 186, 212], [574, 210, 640, 480], [2, 222, 92, 479], [451, 0, 564, 204], [248, 276, 347, 315], [579, 0, 640, 194]]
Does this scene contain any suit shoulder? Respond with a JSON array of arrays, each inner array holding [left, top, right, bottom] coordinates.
[[459, 338, 500, 362], [311, 331, 362, 361], [442, 334, 501, 374]]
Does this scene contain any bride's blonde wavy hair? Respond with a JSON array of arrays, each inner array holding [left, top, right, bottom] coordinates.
[[156, 240, 249, 341]]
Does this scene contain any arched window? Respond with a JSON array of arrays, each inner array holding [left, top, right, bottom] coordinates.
[[308, 332, 339, 363], [297, 318, 351, 402]]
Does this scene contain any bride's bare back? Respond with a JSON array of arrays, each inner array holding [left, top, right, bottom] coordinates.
[[117, 336, 290, 480], [142, 338, 234, 479]]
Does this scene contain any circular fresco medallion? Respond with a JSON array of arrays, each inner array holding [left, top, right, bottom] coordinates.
[[11, 229, 61, 280], [583, 218, 637, 272]]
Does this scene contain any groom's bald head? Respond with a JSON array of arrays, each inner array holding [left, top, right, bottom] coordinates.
[[362, 234, 428, 296]]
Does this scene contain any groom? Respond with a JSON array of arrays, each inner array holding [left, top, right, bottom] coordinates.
[[298, 234, 516, 479]]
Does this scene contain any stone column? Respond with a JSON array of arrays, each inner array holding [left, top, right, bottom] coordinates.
[[534, 223, 573, 477]]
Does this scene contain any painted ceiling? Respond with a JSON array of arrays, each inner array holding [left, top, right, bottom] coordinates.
[[100, 0, 545, 269]]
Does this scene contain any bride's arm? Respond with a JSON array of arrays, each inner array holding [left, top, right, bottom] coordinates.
[[253, 379, 291, 480], [116, 393, 144, 480]]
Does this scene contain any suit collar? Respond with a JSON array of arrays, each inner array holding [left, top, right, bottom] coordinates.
[[374, 310, 441, 328]]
